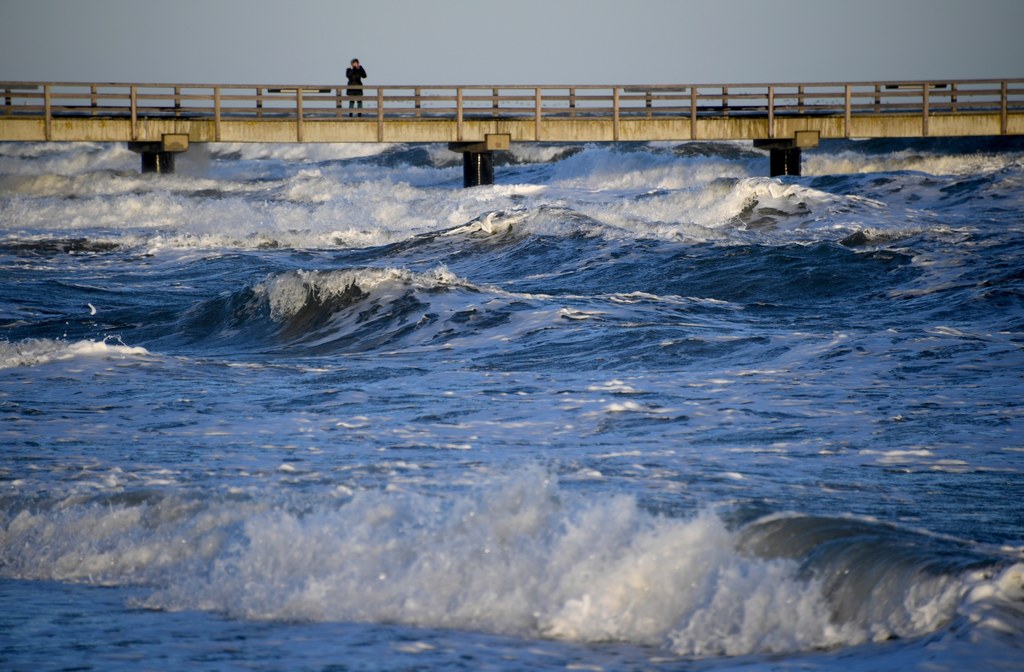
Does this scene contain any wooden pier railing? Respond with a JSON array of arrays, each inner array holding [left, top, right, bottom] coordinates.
[[2, 79, 1022, 144]]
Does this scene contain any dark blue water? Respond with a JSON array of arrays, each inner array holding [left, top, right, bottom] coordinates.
[[2, 138, 1023, 670]]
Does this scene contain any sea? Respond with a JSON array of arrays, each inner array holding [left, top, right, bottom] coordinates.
[[1, 136, 1023, 671]]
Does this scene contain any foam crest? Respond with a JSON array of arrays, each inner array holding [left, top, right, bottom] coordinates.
[[0, 142, 136, 175], [3, 473, 1003, 657], [806, 148, 1024, 178], [961, 563, 1024, 641], [0, 337, 152, 369], [210, 142, 397, 163], [259, 266, 464, 321], [7, 141, 995, 254], [547, 144, 751, 191]]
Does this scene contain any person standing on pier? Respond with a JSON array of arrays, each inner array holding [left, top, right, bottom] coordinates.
[[346, 58, 367, 116]]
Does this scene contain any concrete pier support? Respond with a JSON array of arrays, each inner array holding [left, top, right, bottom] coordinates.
[[137, 150, 176, 173], [770, 147, 802, 176], [449, 134, 510, 188], [128, 134, 190, 174], [462, 152, 494, 187], [754, 131, 820, 177]]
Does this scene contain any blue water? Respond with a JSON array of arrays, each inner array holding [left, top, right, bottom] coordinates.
[[2, 137, 1023, 670]]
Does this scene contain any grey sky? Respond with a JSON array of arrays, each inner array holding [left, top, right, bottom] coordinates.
[[1, 0, 1021, 85]]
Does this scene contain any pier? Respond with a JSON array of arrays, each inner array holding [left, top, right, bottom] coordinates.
[[2, 79, 1022, 185]]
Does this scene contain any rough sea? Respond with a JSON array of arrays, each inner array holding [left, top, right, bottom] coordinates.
[[1, 137, 1023, 671]]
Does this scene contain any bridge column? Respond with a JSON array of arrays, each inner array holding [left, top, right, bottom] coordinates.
[[128, 134, 190, 174], [754, 131, 820, 177], [448, 134, 511, 188]]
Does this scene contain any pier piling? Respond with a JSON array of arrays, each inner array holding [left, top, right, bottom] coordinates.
[[128, 134, 190, 175], [755, 131, 820, 177], [462, 152, 494, 187], [449, 134, 510, 188]]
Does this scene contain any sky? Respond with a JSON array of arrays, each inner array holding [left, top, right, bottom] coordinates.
[[1, 0, 1022, 86]]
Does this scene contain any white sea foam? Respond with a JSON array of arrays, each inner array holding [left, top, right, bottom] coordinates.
[[1, 471, 1006, 658], [0, 338, 152, 369], [209, 142, 398, 164], [555, 143, 763, 191], [806, 149, 1024, 178], [6, 140, 1015, 253], [259, 266, 466, 320], [0, 142, 136, 175]]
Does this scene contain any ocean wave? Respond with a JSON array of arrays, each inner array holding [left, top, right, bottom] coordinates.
[[1, 471, 1018, 658], [173, 263, 764, 362], [149, 232, 927, 363], [169, 265, 520, 355], [805, 137, 1024, 177], [0, 337, 152, 369], [6, 140, 1017, 255], [260, 266, 470, 321], [0, 141, 135, 175], [208, 141, 401, 165]]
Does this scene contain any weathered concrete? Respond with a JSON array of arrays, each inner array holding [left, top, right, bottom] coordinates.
[[4, 112, 1019, 145]]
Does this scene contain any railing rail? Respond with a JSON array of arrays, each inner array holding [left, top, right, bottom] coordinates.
[[3, 79, 1023, 141]]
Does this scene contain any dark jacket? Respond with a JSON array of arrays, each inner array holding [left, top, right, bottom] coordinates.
[[346, 66, 367, 95]]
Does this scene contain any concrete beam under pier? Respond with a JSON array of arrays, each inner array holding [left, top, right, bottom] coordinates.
[[128, 133, 190, 174], [449, 134, 510, 188], [754, 131, 819, 177]]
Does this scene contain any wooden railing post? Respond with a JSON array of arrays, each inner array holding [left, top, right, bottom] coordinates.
[[214, 86, 221, 142], [377, 88, 384, 141], [612, 87, 620, 141], [456, 87, 463, 141], [415, 87, 422, 118], [569, 87, 576, 118], [43, 84, 52, 140], [844, 84, 852, 138], [1002, 80, 1009, 135], [129, 85, 137, 140], [296, 88, 304, 142], [690, 86, 697, 140], [922, 82, 929, 137], [534, 87, 542, 140], [767, 85, 774, 139]]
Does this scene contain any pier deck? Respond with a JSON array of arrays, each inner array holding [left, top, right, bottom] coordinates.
[[2, 79, 1022, 145]]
